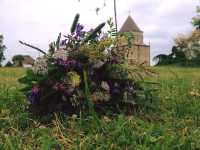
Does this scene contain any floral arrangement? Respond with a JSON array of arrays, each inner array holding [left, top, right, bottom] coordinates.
[[19, 14, 153, 116]]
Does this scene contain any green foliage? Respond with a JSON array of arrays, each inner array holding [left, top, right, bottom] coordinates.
[[83, 22, 106, 43], [0, 35, 6, 67], [107, 18, 117, 37], [120, 32, 134, 48], [154, 39, 200, 66], [70, 13, 80, 33], [192, 6, 200, 29], [0, 67, 200, 149], [153, 46, 187, 66], [56, 33, 62, 49], [4, 61, 13, 67], [12, 55, 25, 67], [155, 3, 200, 67]]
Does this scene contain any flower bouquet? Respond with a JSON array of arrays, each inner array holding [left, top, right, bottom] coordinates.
[[19, 14, 153, 116]]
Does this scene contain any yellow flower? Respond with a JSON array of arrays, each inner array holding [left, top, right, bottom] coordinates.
[[66, 71, 81, 87]]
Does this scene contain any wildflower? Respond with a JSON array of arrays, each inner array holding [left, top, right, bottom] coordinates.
[[56, 59, 76, 69], [75, 62, 83, 71], [27, 86, 40, 104], [91, 91, 110, 102], [53, 83, 66, 91], [53, 83, 75, 95], [103, 116, 111, 123], [53, 49, 69, 61], [110, 83, 121, 96], [92, 60, 105, 69], [75, 24, 85, 38], [111, 57, 120, 64], [66, 71, 81, 87], [72, 114, 78, 119], [32, 57, 48, 75], [189, 90, 200, 97], [60, 39, 67, 47], [101, 81, 110, 91]]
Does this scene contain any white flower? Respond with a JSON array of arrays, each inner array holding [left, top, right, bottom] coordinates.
[[32, 57, 48, 75], [92, 91, 110, 102], [101, 81, 110, 91], [53, 49, 69, 61]]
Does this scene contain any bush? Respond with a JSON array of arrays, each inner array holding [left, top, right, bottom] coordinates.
[[4, 61, 13, 67], [19, 14, 154, 116]]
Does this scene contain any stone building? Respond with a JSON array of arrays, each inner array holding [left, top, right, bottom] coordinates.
[[22, 55, 35, 68], [13, 55, 35, 68], [119, 15, 150, 66]]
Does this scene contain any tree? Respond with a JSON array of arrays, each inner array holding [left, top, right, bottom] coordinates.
[[154, 3, 200, 66], [153, 46, 187, 66], [12, 55, 25, 67], [0, 35, 6, 67], [175, 30, 200, 60], [192, 6, 200, 30], [4, 61, 13, 67], [154, 30, 200, 66]]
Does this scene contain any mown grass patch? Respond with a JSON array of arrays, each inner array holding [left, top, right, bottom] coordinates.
[[0, 67, 200, 149]]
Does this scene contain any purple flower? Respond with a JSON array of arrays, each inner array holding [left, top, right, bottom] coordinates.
[[75, 62, 83, 71], [56, 59, 76, 69], [53, 83, 65, 91], [111, 86, 120, 95], [60, 39, 67, 46], [26, 86, 40, 104], [75, 24, 85, 38], [32, 86, 40, 93], [76, 24, 84, 32], [111, 57, 120, 64]]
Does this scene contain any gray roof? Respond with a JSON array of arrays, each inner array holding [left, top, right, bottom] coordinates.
[[120, 16, 143, 33]]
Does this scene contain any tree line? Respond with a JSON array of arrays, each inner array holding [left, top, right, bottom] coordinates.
[[0, 36, 34, 67], [154, 4, 200, 66]]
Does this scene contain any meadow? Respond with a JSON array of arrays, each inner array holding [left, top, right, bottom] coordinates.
[[0, 67, 200, 150]]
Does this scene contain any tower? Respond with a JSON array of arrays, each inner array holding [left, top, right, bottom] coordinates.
[[119, 15, 150, 66]]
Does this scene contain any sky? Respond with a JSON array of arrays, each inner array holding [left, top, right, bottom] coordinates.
[[0, 0, 199, 65]]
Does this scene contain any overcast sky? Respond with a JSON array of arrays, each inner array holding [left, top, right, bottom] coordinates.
[[0, 0, 199, 64]]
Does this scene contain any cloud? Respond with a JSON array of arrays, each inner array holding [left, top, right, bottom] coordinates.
[[0, 0, 199, 65]]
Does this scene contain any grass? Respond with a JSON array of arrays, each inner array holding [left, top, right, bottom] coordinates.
[[0, 67, 200, 150]]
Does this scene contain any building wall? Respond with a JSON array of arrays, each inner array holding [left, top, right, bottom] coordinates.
[[132, 32, 143, 44], [118, 31, 150, 66], [23, 64, 33, 68], [126, 45, 150, 66], [125, 31, 150, 66]]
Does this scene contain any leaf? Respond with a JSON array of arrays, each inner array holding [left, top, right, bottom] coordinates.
[[56, 33, 61, 49], [83, 22, 106, 43], [70, 13, 80, 33], [20, 85, 33, 92]]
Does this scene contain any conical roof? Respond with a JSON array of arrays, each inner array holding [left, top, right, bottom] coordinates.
[[119, 16, 143, 33]]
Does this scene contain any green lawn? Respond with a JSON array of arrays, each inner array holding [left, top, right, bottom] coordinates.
[[0, 67, 200, 150]]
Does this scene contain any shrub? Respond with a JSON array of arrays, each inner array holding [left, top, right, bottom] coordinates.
[[4, 61, 13, 67], [19, 14, 153, 116]]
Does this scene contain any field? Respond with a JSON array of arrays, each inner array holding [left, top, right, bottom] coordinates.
[[0, 67, 200, 150]]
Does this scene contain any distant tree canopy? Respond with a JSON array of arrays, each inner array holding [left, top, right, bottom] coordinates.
[[12, 55, 25, 67], [12, 55, 34, 67], [154, 5, 200, 66], [192, 6, 200, 30], [0, 35, 6, 67], [153, 46, 187, 66], [4, 61, 13, 67]]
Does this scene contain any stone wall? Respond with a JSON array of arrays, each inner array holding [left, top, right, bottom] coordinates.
[[126, 44, 150, 66]]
